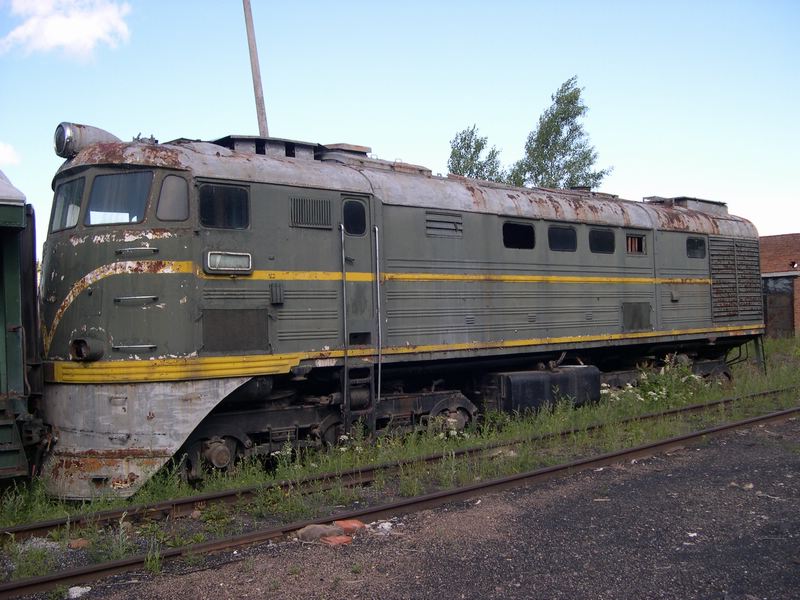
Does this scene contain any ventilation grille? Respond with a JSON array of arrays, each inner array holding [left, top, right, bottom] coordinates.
[[203, 309, 267, 352], [426, 211, 463, 238], [290, 197, 332, 229], [709, 237, 763, 323]]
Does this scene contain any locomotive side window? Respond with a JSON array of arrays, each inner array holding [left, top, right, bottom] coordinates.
[[503, 222, 535, 249], [86, 171, 153, 225], [50, 177, 85, 232], [343, 200, 366, 235], [589, 228, 615, 254], [199, 184, 249, 229], [686, 237, 706, 259], [156, 175, 189, 221], [548, 225, 577, 252], [626, 234, 646, 254]]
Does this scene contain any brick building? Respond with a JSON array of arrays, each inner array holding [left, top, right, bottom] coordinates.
[[760, 233, 800, 336]]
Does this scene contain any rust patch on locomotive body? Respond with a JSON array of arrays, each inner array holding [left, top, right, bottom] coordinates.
[[75, 142, 184, 169], [76, 142, 128, 165], [655, 207, 721, 235], [45, 452, 168, 498], [136, 143, 183, 169], [131, 259, 167, 273], [465, 184, 487, 211]]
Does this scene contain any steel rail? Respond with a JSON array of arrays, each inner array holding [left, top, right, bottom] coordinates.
[[2, 405, 797, 599], [2, 385, 796, 543]]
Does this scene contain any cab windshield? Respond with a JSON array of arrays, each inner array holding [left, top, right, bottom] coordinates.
[[50, 177, 85, 232], [85, 171, 153, 225]]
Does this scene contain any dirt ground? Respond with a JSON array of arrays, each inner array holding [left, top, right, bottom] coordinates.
[[59, 418, 800, 600]]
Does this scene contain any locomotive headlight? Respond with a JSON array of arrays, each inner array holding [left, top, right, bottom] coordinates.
[[54, 123, 72, 157], [54, 122, 122, 158]]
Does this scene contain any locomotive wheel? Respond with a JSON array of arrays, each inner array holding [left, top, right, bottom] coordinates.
[[318, 415, 343, 447], [428, 407, 471, 433], [706, 366, 733, 384], [180, 435, 242, 482], [443, 407, 471, 431]]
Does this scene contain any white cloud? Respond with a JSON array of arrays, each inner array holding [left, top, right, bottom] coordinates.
[[0, 142, 21, 166], [0, 0, 131, 59]]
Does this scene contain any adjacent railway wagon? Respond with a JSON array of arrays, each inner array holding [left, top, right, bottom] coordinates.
[[0, 171, 44, 480], [40, 123, 764, 498]]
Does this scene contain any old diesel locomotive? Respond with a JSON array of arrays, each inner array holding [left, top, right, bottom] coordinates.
[[39, 122, 764, 499]]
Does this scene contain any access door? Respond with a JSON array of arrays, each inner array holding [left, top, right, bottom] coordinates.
[[340, 196, 376, 347]]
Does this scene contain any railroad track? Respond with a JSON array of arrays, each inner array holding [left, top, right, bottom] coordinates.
[[0, 400, 797, 599], [1, 385, 795, 544]]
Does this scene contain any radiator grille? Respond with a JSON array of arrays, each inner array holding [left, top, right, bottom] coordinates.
[[290, 197, 332, 229], [709, 236, 762, 323]]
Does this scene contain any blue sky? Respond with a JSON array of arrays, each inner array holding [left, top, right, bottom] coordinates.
[[1, 0, 798, 255]]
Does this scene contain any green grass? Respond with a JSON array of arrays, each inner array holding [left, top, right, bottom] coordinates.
[[3, 539, 57, 581]]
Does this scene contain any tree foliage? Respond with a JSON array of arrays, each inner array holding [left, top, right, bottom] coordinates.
[[447, 125, 506, 182], [448, 77, 610, 190], [510, 76, 610, 189]]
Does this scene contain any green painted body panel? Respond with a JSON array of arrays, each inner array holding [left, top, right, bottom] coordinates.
[[0, 194, 29, 478]]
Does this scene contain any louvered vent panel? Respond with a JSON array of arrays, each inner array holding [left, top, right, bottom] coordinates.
[[709, 236, 763, 323], [425, 211, 463, 238], [290, 197, 332, 229]]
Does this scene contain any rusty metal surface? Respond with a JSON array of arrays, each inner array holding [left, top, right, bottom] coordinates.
[[40, 377, 250, 499], [55, 140, 373, 196], [55, 138, 758, 238]]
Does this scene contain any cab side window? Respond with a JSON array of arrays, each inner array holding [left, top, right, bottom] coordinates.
[[199, 184, 249, 229], [156, 175, 189, 221]]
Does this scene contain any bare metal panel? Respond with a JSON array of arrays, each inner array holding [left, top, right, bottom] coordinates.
[[40, 377, 250, 498]]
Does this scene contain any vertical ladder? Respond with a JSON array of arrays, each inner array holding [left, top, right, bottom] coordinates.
[[342, 363, 377, 436]]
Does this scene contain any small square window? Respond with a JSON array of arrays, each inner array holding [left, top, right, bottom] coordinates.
[[589, 228, 615, 254], [199, 184, 248, 229], [626, 234, 646, 254], [503, 222, 535, 249], [548, 225, 577, 252], [686, 237, 706, 259]]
